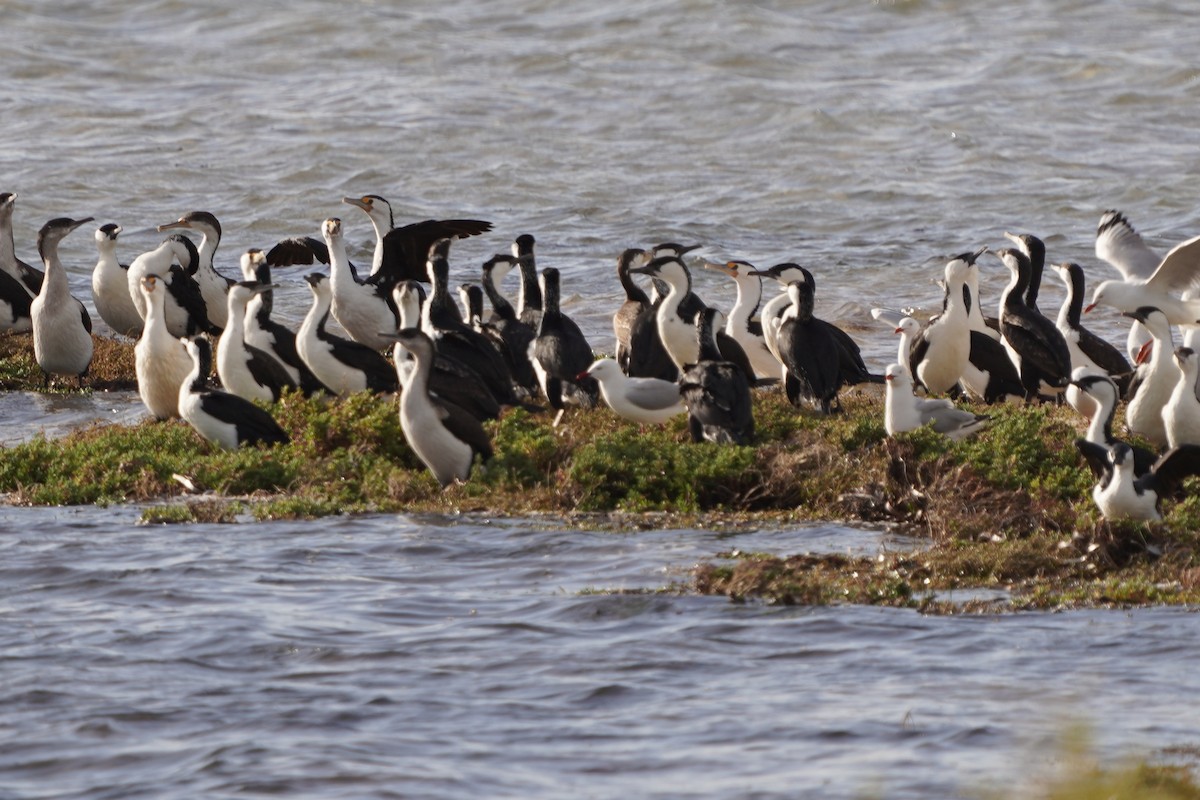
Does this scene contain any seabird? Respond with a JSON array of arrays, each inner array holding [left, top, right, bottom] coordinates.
[[421, 239, 466, 331], [91, 223, 142, 337], [1164, 347, 1200, 449], [217, 281, 299, 403], [616, 252, 678, 382], [155, 211, 236, 331], [752, 262, 881, 387], [413, 241, 524, 407], [703, 260, 780, 380], [387, 327, 493, 488], [1069, 372, 1156, 477], [126, 234, 218, 338], [529, 266, 598, 422], [908, 249, 981, 395], [322, 217, 400, 351], [963, 252, 1001, 341], [1075, 439, 1200, 522], [297, 273, 398, 396], [678, 307, 754, 445], [993, 247, 1072, 399], [645, 242, 706, 325], [776, 279, 846, 413], [239, 249, 331, 396], [341, 194, 492, 283], [1122, 306, 1178, 448], [30, 217, 94, 385], [1087, 210, 1200, 327], [1003, 232, 1048, 312], [179, 336, 290, 451], [1090, 210, 1161, 362], [1050, 261, 1132, 391], [134, 273, 193, 420], [951, 275, 1024, 404], [392, 280, 502, 420], [626, 255, 756, 380], [582, 357, 685, 425], [480, 254, 539, 394], [626, 255, 702, 370], [883, 363, 989, 439], [511, 234, 543, 328], [0, 191, 44, 296], [612, 247, 649, 372], [0, 267, 32, 334]]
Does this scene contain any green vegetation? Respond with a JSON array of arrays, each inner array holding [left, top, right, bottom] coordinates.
[[982, 728, 1200, 800], [6, 332, 1200, 611]]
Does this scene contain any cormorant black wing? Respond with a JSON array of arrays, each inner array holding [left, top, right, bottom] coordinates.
[[376, 219, 493, 284]]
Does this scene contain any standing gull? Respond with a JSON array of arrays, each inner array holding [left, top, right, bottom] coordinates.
[[884, 363, 989, 439]]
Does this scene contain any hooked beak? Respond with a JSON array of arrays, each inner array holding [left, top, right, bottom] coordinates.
[[702, 261, 737, 277]]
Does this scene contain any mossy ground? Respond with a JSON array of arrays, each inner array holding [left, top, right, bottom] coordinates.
[[4, 331, 1200, 611]]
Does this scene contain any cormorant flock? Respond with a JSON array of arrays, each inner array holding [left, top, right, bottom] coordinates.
[[3, 190, 1200, 518]]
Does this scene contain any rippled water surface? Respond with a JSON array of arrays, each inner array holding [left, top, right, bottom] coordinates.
[[4, 0, 1200, 797], [3, 508, 1200, 800]]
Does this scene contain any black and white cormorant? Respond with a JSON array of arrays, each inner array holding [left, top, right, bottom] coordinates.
[[907, 250, 980, 395], [678, 307, 754, 445], [31, 217, 94, 384], [393, 280, 503, 421], [703, 260, 779, 380], [0, 267, 32, 334], [612, 247, 649, 372], [422, 239, 465, 331], [646, 242, 705, 324], [619, 252, 678, 383], [993, 247, 1072, 399], [179, 336, 290, 451], [958, 261, 1025, 404], [297, 272, 398, 397], [340, 194, 493, 284], [776, 279, 845, 414], [627, 255, 752, 377], [127, 234, 218, 338], [239, 249, 331, 397], [156, 211, 236, 331], [1075, 439, 1200, 522], [751, 262, 881, 388], [459, 282, 522, 391], [419, 246, 520, 407], [134, 273, 192, 420], [511, 234, 544, 329], [387, 327, 493, 488], [322, 217, 400, 351], [1003, 232, 1048, 313], [91, 223, 142, 337], [529, 266, 598, 423], [217, 281, 299, 404], [480, 254, 539, 394], [0, 191, 44, 296], [1049, 261, 1132, 389], [1070, 372, 1156, 477]]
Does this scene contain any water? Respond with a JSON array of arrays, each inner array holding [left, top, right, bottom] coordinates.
[[3, 0, 1200, 796], [3, 507, 1199, 800]]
